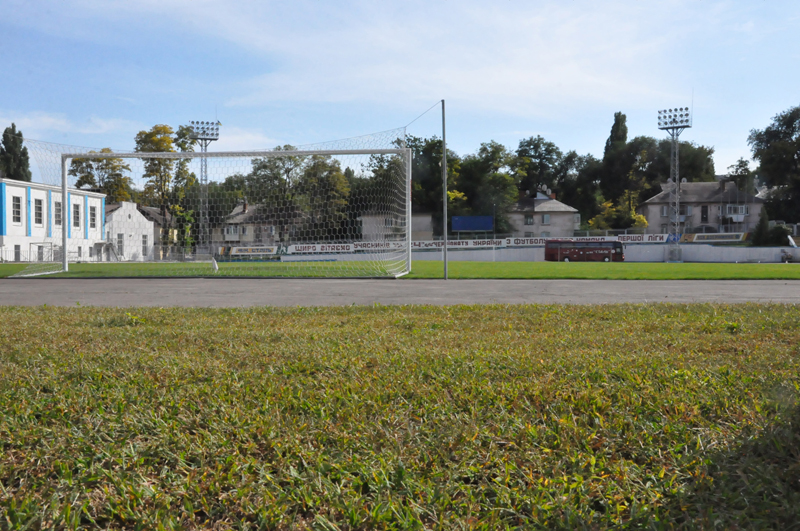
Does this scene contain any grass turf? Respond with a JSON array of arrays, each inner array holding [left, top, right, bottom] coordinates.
[[1, 260, 800, 279], [1, 304, 799, 529]]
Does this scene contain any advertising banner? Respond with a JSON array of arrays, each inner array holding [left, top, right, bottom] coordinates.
[[287, 243, 354, 254], [230, 246, 278, 255]]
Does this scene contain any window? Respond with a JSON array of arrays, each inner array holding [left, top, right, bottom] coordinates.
[[12, 196, 21, 223], [73, 204, 80, 228], [89, 247, 94, 258], [89, 206, 96, 228], [524, 215, 534, 225], [726, 204, 749, 215], [540, 231, 551, 237], [541, 214, 550, 225], [384, 217, 394, 227], [117, 234, 124, 256], [679, 205, 693, 216], [574, 214, 581, 224], [55, 202, 62, 226], [661, 205, 668, 217], [34, 199, 43, 225], [661, 224, 668, 233], [701, 205, 708, 223], [142, 235, 148, 258], [242, 226, 248, 235], [524, 232, 533, 237], [225, 225, 239, 235], [77, 247, 82, 258]]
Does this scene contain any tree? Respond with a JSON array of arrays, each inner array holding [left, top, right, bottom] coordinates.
[[69, 148, 133, 202], [170, 126, 198, 248], [727, 158, 755, 196], [748, 105, 800, 222], [296, 155, 350, 241], [604, 111, 628, 160], [135, 125, 176, 245], [556, 153, 603, 225], [406, 135, 460, 236], [587, 190, 648, 230], [457, 141, 520, 233], [515, 135, 563, 193], [0, 123, 32, 182], [751, 207, 770, 246]]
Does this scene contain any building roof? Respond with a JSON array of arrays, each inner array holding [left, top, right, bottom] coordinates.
[[644, 181, 763, 205], [138, 205, 173, 227], [511, 197, 578, 213], [224, 202, 304, 225], [105, 203, 122, 215]]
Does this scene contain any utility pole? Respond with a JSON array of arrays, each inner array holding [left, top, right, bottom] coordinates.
[[442, 99, 448, 280]]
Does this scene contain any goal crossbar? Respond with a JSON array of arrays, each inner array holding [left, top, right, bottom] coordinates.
[[60, 149, 408, 162]]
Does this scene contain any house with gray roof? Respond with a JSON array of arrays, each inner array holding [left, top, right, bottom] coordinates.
[[508, 192, 580, 238], [638, 180, 763, 234]]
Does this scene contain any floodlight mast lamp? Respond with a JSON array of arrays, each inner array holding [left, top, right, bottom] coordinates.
[[657, 107, 692, 262], [188, 121, 221, 253]]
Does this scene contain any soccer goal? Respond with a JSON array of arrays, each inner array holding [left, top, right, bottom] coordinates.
[[15, 133, 411, 278]]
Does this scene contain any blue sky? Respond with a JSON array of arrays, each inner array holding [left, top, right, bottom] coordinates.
[[2, 0, 799, 176]]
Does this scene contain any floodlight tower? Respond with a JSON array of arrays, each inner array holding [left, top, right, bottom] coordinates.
[[188, 121, 221, 253], [657, 107, 692, 262]]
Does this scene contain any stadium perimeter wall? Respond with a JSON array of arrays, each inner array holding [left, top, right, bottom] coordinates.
[[411, 244, 800, 263]]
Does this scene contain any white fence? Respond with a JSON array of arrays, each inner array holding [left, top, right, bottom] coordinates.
[[412, 243, 800, 263]]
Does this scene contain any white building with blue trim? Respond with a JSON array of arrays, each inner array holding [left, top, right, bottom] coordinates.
[[0, 177, 106, 262]]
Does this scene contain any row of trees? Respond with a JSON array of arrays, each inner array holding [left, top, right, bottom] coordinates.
[[408, 112, 717, 234], [409, 104, 800, 233], [3, 102, 798, 242], [69, 126, 395, 247]]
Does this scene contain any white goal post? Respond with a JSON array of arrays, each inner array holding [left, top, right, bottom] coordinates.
[[15, 142, 411, 278]]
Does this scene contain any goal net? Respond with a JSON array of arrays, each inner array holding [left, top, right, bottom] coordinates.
[[14, 130, 410, 278]]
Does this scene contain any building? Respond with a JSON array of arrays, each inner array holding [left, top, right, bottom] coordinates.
[[508, 192, 581, 238], [638, 180, 764, 234], [104, 202, 155, 261], [411, 209, 434, 241], [0, 177, 105, 262], [212, 200, 282, 246], [137, 205, 178, 256]]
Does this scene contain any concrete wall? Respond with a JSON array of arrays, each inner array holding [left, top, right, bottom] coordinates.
[[411, 244, 800, 263]]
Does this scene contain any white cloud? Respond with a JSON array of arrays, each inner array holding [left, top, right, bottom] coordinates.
[[0, 110, 141, 140], [212, 126, 279, 151]]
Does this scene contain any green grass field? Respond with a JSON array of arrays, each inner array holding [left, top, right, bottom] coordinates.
[[2, 260, 800, 280], [1, 304, 798, 528]]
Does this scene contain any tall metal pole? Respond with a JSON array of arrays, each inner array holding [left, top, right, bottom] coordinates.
[[200, 139, 209, 253], [61, 156, 68, 273], [406, 148, 412, 274], [658, 107, 691, 263], [442, 99, 448, 280]]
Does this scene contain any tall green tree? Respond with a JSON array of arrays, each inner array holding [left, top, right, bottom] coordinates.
[[457, 141, 520, 233], [406, 135, 460, 236], [515, 135, 563, 193], [69, 148, 133, 202], [604, 111, 628, 160], [748, 104, 800, 222], [296, 155, 351, 241], [171, 126, 198, 248], [0, 123, 32, 182], [135, 125, 176, 245]]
